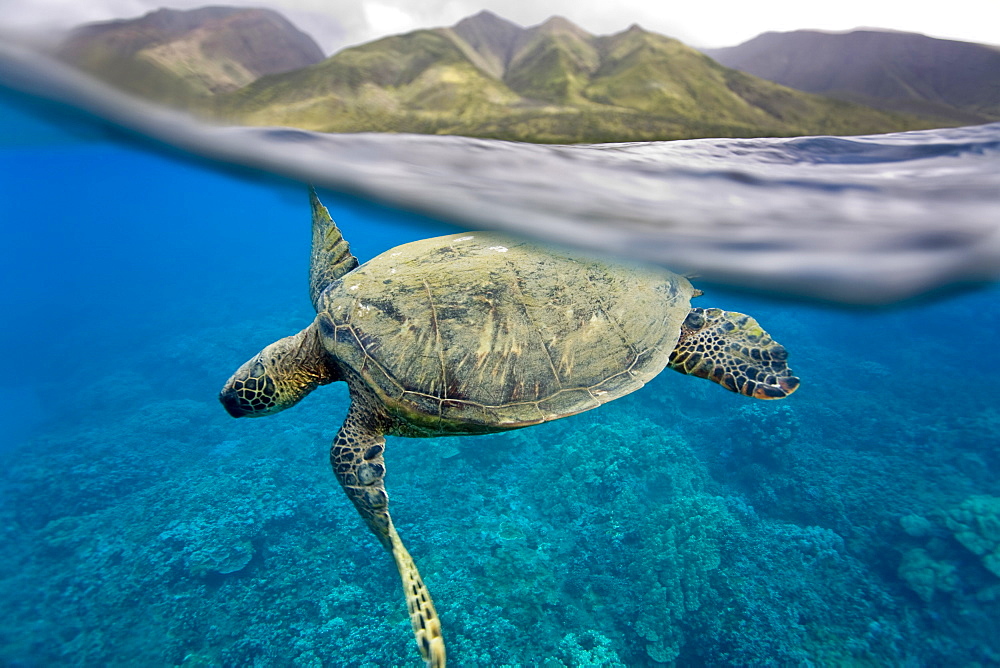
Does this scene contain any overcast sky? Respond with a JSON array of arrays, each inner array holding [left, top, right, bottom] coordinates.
[[3, 0, 998, 53]]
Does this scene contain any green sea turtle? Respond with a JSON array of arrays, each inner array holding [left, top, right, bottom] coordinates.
[[219, 189, 799, 667]]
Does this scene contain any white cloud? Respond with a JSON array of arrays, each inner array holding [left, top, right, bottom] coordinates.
[[362, 2, 420, 37], [1, 0, 998, 54]]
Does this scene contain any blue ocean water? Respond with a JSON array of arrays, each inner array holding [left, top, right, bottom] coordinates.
[[2, 92, 1000, 667]]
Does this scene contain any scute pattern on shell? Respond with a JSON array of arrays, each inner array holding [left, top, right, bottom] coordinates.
[[318, 232, 694, 434]]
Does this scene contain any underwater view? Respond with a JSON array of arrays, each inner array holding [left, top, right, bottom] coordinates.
[[3, 84, 1000, 668]]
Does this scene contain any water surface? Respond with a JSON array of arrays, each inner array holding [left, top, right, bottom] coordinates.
[[3, 41, 1000, 303]]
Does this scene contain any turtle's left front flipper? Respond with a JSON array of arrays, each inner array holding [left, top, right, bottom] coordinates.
[[331, 399, 446, 668], [668, 307, 800, 399]]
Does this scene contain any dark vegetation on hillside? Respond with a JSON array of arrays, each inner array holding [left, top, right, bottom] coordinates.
[[57, 8, 941, 143]]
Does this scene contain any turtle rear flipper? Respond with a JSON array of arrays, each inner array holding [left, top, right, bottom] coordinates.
[[331, 395, 446, 667], [668, 307, 800, 399]]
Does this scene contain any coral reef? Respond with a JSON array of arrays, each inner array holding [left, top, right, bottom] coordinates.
[[945, 495, 1000, 578], [2, 261, 1000, 666], [898, 547, 959, 602]]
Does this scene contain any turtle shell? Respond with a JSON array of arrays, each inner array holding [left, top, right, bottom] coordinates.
[[317, 232, 693, 435]]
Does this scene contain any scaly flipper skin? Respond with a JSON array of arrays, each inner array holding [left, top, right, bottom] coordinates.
[[309, 187, 359, 311], [331, 391, 446, 667], [668, 307, 800, 399]]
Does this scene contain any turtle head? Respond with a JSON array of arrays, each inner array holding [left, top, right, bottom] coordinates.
[[220, 322, 336, 418]]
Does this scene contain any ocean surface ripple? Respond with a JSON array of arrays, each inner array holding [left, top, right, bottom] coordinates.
[[2, 41, 999, 303]]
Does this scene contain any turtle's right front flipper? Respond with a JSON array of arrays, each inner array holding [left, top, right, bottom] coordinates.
[[331, 399, 446, 668], [310, 187, 359, 310], [668, 307, 800, 399]]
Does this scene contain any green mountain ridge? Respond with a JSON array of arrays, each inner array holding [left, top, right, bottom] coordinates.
[[215, 11, 933, 142], [59, 8, 937, 143], [704, 29, 1000, 126]]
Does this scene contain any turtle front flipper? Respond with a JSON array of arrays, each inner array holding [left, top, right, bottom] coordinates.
[[310, 188, 359, 310], [668, 307, 800, 399], [331, 399, 446, 667]]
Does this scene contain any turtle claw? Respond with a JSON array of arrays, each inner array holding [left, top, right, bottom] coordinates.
[[752, 375, 800, 400]]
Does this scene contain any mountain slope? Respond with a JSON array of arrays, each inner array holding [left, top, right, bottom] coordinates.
[[57, 6, 325, 105], [58, 8, 935, 142], [502, 17, 601, 104], [217, 13, 931, 142], [219, 29, 521, 133], [447, 10, 523, 79], [705, 30, 1000, 125]]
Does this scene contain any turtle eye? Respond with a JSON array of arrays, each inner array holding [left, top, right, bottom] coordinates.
[[684, 310, 706, 330]]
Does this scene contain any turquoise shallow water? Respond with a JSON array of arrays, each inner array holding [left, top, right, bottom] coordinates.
[[2, 93, 1000, 666]]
